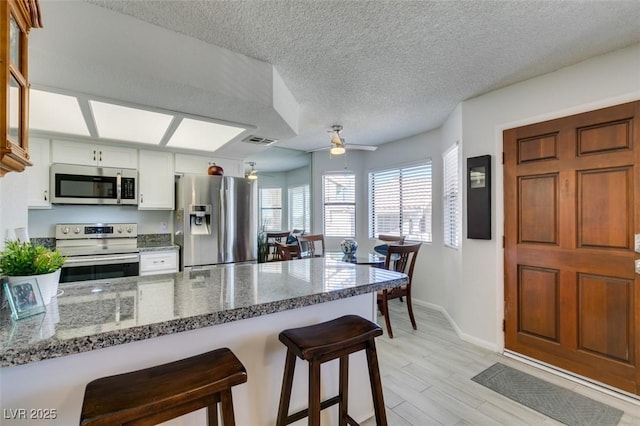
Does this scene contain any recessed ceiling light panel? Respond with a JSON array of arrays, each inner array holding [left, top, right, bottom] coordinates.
[[29, 89, 90, 136], [167, 118, 246, 151], [90, 100, 174, 144]]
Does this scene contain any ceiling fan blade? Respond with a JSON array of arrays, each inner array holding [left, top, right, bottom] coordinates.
[[345, 144, 378, 151], [308, 143, 378, 152], [331, 132, 342, 145]]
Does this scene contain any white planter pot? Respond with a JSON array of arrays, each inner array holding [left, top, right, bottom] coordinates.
[[8, 269, 61, 305]]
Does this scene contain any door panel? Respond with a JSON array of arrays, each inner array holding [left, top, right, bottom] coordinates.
[[519, 174, 558, 244], [504, 101, 640, 395], [578, 274, 633, 362], [518, 266, 559, 341], [578, 167, 631, 249]]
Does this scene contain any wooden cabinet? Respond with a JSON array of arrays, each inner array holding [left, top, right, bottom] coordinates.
[[25, 136, 50, 208], [51, 140, 138, 169], [139, 249, 178, 276], [138, 150, 174, 210], [0, 0, 42, 176], [174, 153, 243, 177]]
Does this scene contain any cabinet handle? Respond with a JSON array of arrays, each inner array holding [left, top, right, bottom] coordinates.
[[152, 260, 166, 264], [93, 150, 96, 161], [99, 150, 103, 162], [44, 190, 48, 201], [140, 194, 144, 203]]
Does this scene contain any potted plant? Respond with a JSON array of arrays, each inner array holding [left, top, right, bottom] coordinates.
[[0, 240, 65, 305]]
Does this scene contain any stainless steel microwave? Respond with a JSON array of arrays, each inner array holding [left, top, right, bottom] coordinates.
[[50, 164, 138, 205]]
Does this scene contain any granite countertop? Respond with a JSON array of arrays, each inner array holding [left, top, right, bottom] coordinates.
[[0, 258, 407, 367]]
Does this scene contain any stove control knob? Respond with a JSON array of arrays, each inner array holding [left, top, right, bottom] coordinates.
[[126, 226, 133, 233], [116, 227, 123, 233], [62, 226, 70, 234], [74, 227, 81, 234]]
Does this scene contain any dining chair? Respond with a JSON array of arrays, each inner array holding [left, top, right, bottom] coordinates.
[[377, 242, 421, 338], [296, 234, 326, 258], [275, 242, 299, 261], [266, 231, 292, 261]]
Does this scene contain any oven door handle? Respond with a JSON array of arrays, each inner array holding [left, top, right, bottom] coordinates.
[[62, 253, 139, 267]]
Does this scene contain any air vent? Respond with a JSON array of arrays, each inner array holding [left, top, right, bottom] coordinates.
[[242, 135, 278, 146]]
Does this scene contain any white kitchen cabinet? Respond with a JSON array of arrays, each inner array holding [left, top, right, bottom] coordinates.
[[25, 137, 51, 209], [137, 279, 175, 324], [138, 150, 174, 210], [52, 140, 138, 169], [174, 153, 243, 177], [139, 249, 178, 276]]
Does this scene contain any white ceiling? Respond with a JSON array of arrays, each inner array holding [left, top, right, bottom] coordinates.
[[29, 1, 640, 160]]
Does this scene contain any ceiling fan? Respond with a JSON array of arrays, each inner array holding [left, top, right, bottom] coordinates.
[[310, 125, 378, 155], [245, 161, 258, 180]]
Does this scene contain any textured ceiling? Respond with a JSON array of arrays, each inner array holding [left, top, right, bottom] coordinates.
[[46, 1, 640, 154]]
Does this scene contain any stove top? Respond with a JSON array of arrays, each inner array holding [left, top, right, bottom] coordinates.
[[55, 223, 138, 256], [56, 223, 138, 240]]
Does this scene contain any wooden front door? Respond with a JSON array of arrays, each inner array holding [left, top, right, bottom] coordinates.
[[504, 101, 640, 395]]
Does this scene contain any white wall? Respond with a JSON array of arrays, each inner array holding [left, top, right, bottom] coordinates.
[[308, 43, 640, 353], [458, 43, 640, 350]]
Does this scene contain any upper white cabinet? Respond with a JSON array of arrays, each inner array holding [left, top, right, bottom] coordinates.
[[138, 150, 174, 210], [174, 153, 243, 177], [52, 140, 138, 169], [25, 137, 51, 209]]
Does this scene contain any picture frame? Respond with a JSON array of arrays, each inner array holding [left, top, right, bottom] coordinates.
[[3, 277, 46, 320]]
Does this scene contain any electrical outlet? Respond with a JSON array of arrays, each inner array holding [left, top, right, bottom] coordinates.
[[160, 222, 168, 233]]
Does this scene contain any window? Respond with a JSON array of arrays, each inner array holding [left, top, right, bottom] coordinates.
[[323, 173, 355, 237], [289, 184, 310, 232], [368, 161, 432, 242], [259, 187, 282, 231], [443, 144, 460, 248]]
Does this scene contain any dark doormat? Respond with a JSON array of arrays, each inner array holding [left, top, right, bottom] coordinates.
[[471, 363, 623, 426]]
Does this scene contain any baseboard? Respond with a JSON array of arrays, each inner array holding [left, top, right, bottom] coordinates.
[[412, 298, 498, 352]]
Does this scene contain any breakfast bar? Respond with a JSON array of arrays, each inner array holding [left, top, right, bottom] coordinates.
[[0, 258, 407, 425]]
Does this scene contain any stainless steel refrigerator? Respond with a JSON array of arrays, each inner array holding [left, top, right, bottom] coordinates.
[[174, 174, 257, 268]]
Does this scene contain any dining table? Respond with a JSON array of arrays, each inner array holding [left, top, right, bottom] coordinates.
[[326, 251, 386, 266]]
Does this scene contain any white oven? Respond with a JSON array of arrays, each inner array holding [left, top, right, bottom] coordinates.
[[56, 223, 140, 283]]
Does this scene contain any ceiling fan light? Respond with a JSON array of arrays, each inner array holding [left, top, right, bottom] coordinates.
[[330, 145, 346, 155], [247, 172, 258, 180]]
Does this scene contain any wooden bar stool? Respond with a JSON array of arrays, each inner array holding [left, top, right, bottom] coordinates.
[[80, 347, 247, 426], [276, 315, 387, 426]]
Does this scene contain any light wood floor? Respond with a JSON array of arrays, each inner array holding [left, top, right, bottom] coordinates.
[[363, 302, 640, 425]]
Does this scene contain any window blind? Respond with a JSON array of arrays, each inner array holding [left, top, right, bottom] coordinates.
[[443, 145, 460, 248], [288, 184, 310, 232], [323, 173, 355, 237], [368, 161, 432, 242], [259, 187, 282, 231]]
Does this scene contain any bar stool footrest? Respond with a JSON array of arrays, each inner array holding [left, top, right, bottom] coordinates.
[[286, 395, 341, 424]]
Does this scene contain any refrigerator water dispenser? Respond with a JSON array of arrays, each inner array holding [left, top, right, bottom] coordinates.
[[189, 204, 212, 235]]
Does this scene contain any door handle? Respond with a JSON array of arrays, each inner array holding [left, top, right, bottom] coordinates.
[[116, 172, 122, 204]]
